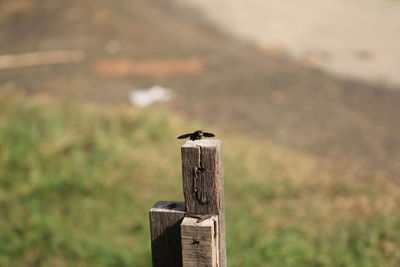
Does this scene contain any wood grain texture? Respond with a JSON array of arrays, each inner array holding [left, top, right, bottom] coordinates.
[[181, 140, 226, 267], [181, 216, 219, 267], [149, 201, 186, 267]]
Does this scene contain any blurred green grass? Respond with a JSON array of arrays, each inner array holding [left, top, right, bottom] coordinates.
[[0, 93, 399, 266]]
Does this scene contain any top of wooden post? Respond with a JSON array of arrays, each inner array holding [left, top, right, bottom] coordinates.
[[181, 139, 221, 148]]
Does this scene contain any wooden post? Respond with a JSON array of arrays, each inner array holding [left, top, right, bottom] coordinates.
[[149, 139, 227, 267], [181, 140, 226, 267], [181, 216, 219, 266], [149, 201, 186, 267]]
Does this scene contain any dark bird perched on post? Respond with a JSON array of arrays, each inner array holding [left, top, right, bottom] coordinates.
[[177, 130, 215, 141]]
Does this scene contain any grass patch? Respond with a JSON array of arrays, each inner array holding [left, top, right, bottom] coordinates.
[[0, 93, 399, 266]]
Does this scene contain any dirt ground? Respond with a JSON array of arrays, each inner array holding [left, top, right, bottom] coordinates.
[[0, 0, 399, 179], [179, 0, 400, 87]]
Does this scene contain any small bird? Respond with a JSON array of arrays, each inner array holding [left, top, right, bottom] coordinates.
[[177, 130, 215, 141]]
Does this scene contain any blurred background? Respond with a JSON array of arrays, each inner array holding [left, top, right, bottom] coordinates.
[[1, 0, 400, 266]]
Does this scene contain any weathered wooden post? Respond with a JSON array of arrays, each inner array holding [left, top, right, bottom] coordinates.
[[181, 139, 226, 267], [149, 139, 226, 267], [149, 201, 186, 266]]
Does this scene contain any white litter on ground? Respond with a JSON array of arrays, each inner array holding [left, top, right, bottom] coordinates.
[[129, 85, 173, 107]]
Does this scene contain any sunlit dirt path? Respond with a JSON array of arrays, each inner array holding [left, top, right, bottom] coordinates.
[[178, 0, 400, 88]]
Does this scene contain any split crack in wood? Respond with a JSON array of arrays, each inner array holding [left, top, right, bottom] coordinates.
[[194, 144, 208, 205]]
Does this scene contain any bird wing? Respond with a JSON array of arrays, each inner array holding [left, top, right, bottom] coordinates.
[[177, 133, 192, 139], [203, 132, 215, 137]]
